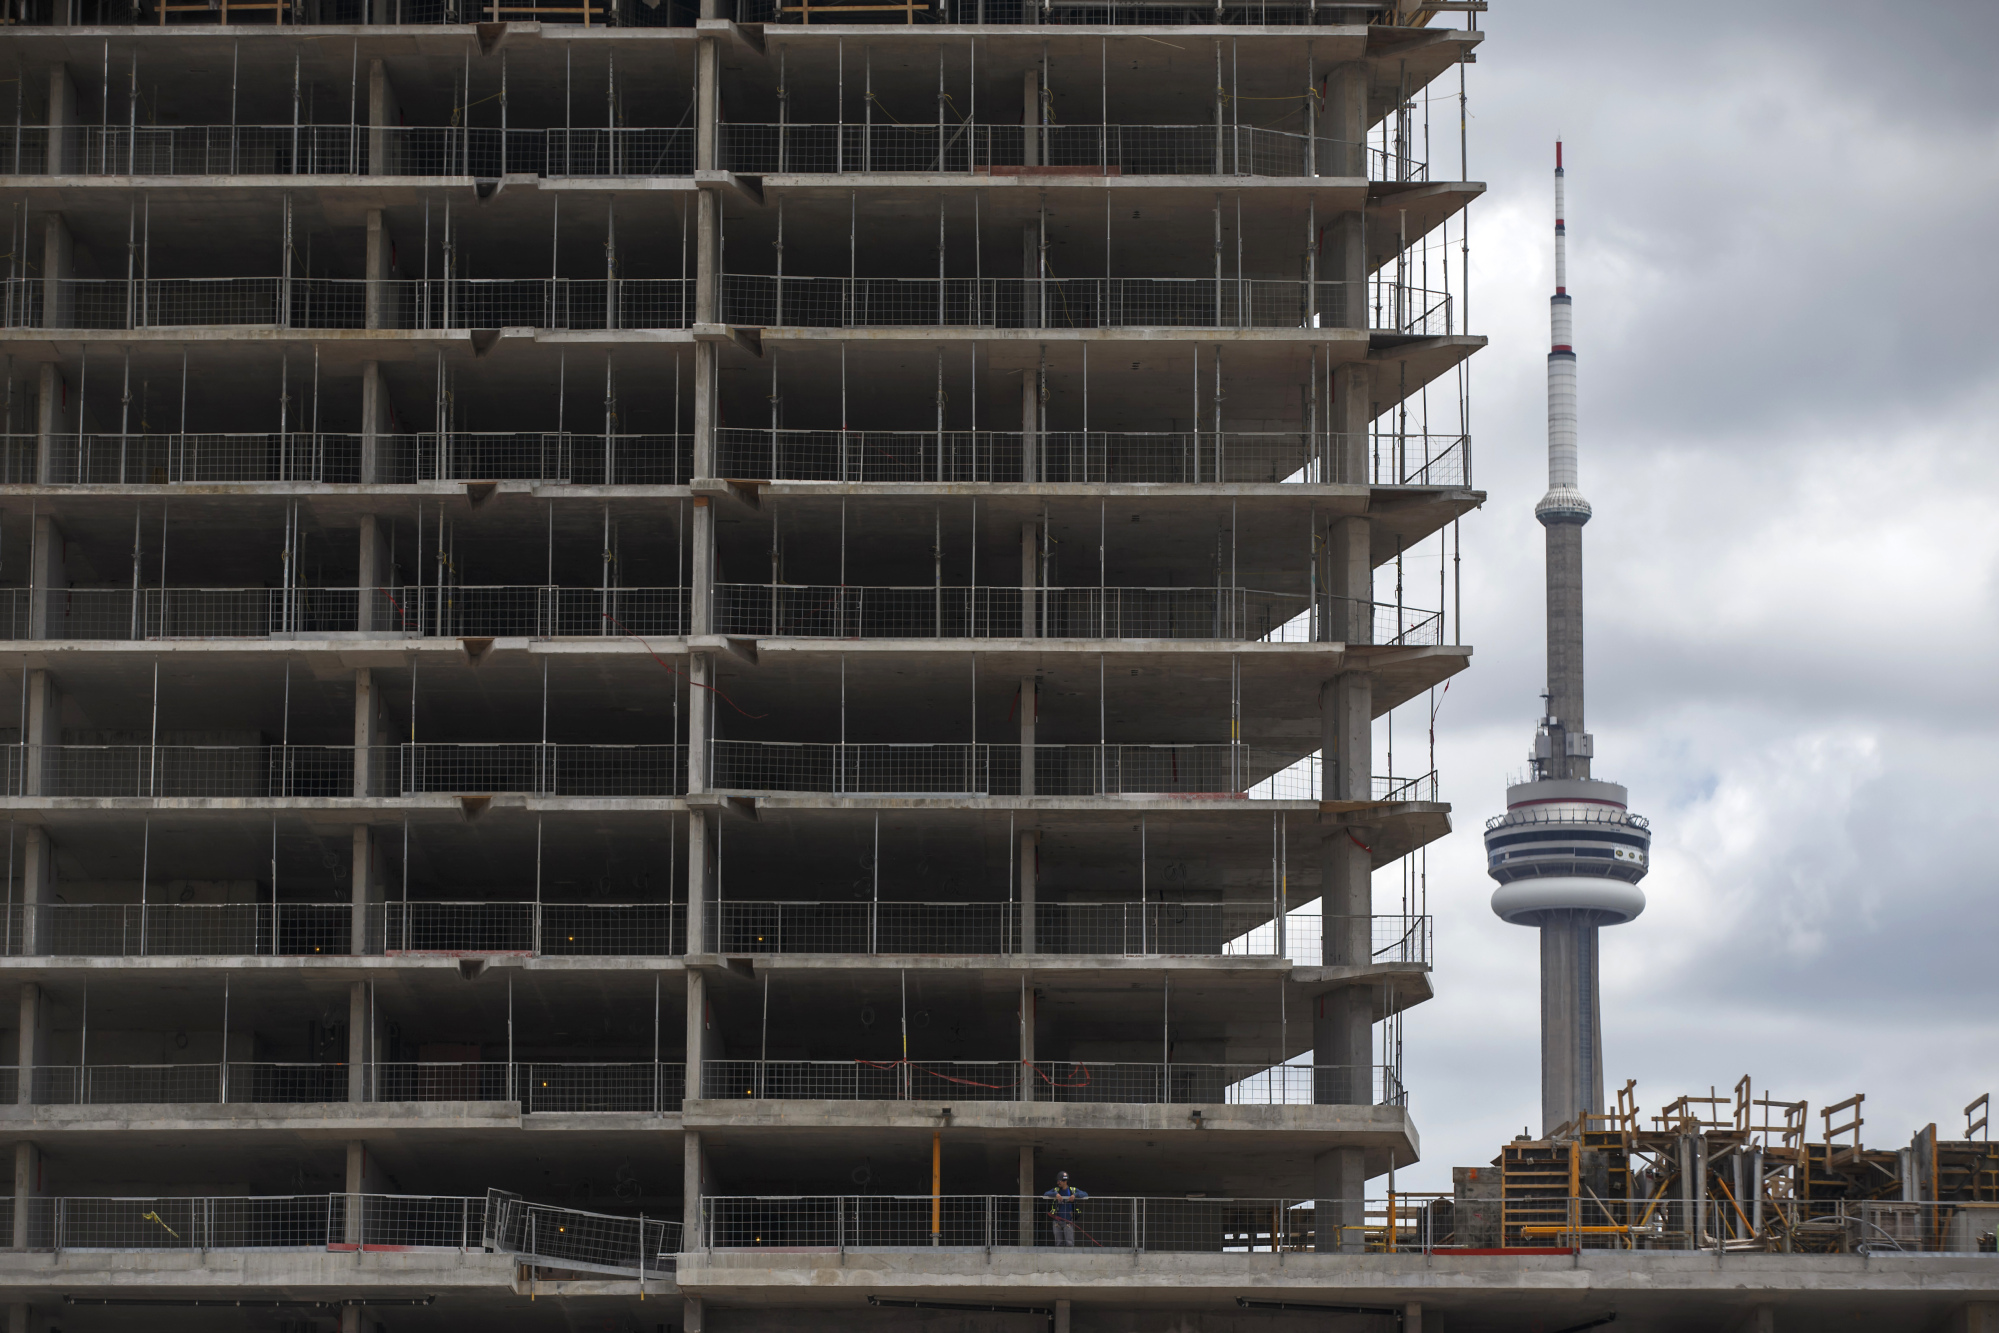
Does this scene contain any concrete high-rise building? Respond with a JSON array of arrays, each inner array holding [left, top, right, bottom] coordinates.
[[1485, 143, 1650, 1140], [0, 0, 1482, 1329]]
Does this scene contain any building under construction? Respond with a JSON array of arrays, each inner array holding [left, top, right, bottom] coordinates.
[[0, 0, 1993, 1331]]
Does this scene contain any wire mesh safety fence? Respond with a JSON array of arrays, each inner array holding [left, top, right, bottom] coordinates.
[[1237, 912, 1433, 968], [711, 900, 1014, 955], [2, 125, 694, 178], [395, 743, 686, 796], [379, 432, 693, 485], [703, 899, 1398, 960], [0, 902, 352, 957], [712, 428, 1468, 488], [718, 122, 1413, 182], [28, 1062, 349, 1105], [488, 1191, 681, 1276], [722, 274, 1446, 334], [697, 1060, 1400, 1106], [712, 584, 1315, 642], [374, 900, 686, 954], [1244, 759, 1439, 803], [0, 744, 355, 798], [5, 277, 693, 331], [1258, 597, 1444, 647], [0, 586, 689, 640], [701, 1194, 1332, 1252], [35, 431, 365, 484], [708, 741, 1321, 798]]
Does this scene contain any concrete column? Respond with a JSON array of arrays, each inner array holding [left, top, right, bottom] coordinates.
[[364, 210, 395, 332], [1540, 912, 1603, 1138], [346, 980, 374, 1100], [684, 970, 707, 1098], [1313, 1144, 1366, 1253], [5, 1301, 26, 1333], [366, 58, 401, 175], [686, 658, 711, 794], [1324, 61, 1367, 179], [1054, 1300, 1071, 1333], [344, 1140, 388, 1247], [694, 197, 719, 325], [1019, 523, 1038, 636], [1944, 1305, 1998, 1333], [1017, 677, 1036, 798], [1020, 365, 1038, 481], [1021, 72, 1039, 168], [1330, 362, 1371, 486], [1017, 829, 1036, 954], [28, 515, 66, 640], [1326, 515, 1372, 644], [33, 364, 71, 486], [682, 1129, 708, 1251], [696, 38, 720, 173], [690, 497, 713, 631], [12, 1142, 42, 1252], [356, 519, 392, 633], [353, 666, 387, 795], [1015, 1144, 1035, 1245], [1402, 1303, 1423, 1333], [23, 670, 60, 796], [685, 1295, 706, 1333], [15, 984, 42, 1104], [1016, 983, 1034, 1099], [359, 362, 393, 484], [349, 828, 381, 956], [1020, 227, 1039, 330], [18, 833, 53, 958], [40, 214, 73, 330], [685, 811, 710, 954], [44, 65, 77, 175]]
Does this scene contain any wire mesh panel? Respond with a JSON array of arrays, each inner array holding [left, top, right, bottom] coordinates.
[[380, 902, 536, 953], [703, 1060, 1022, 1102], [1261, 912, 1432, 968], [10, 903, 352, 957], [1031, 901, 1276, 955], [43, 432, 364, 484], [710, 901, 1015, 954], [710, 741, 992, 796], [520, 1062, 684, 1113], [37, 1195, 335, 1251], [538, 903, 686, 956], [718, 123, 1402, 180], [350, 1194, 486, 1251], [394, 743, 685, 796], [386, 586, 689, 638], [19, 745, 354, 798], [373, 1062, 514, 1102], [376, 432, 692, 485], [489, 1196, 679, 1276]]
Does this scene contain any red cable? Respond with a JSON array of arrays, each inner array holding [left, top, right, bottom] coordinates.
[[1347, 830, 1373, 854]]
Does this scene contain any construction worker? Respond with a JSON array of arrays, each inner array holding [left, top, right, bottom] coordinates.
[[1043, 1171, 1088, 1247]]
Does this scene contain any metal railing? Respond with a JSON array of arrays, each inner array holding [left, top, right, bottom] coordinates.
[[0, 902, 351, 957], [721, 274, 1448, 335], [396, 743, 685, 796], [1, 585, 688, 641], [0, 124, 683, 179], [720, 122, 1411, 181], [1241, 912, 1432, 967], [17, 1062, 687, 1112], [6, 276, 693, 332], [704, 900, 1421, 962], [741, 0, 1435, 26], [699, 1060, 1400, 1106], [713, 584, 1317, 642], [703, 1194, 1332, 1252], [22, 429, 688, 485], [1245, 760, 1439, 804], [712, 427, 1468, 488], [15, 1193, 486, 1253], [488, 1190, 680, 1278], [376, 901, 687, 955], [709, 740, 1319, 798]]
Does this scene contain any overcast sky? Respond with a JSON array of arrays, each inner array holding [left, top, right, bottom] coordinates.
[[1392, 0, 1999, 1187]]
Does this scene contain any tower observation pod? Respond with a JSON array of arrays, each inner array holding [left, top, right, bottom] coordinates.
[[1486, 143, 1651, 1139]]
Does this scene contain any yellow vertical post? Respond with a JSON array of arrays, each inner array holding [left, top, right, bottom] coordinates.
[[931, 1131, 942, 1245]]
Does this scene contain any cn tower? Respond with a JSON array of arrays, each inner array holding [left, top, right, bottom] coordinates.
[[1485, 143, 1652, 1138]]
